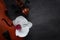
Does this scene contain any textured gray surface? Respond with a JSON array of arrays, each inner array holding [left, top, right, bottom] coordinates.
[[25, 0, 60, 40]]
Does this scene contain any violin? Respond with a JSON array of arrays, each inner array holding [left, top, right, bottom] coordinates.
[[0, 0, 30, 40]]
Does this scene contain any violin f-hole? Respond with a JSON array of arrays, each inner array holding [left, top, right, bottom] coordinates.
[[2, 18, 13, 27]]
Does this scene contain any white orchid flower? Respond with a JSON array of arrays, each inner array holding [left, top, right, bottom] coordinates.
[[13, 16, 32, 37]]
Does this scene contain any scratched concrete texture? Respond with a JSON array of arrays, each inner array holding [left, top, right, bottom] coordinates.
[[25, 0, 60, 40]]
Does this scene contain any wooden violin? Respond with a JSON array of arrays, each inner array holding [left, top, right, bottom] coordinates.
[[0, 0, 30, 40]]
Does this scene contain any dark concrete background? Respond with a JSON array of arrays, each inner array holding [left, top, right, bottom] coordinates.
[[25, 0, 60, 40]]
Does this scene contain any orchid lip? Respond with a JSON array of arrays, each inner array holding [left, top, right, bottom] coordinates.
[[15, 24, 21, 30]]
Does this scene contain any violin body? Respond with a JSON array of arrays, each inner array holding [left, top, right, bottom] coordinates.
[[0, 0, 30, 40]]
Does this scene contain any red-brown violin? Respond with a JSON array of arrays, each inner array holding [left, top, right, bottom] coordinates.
[[0, 0, 30, 40]]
